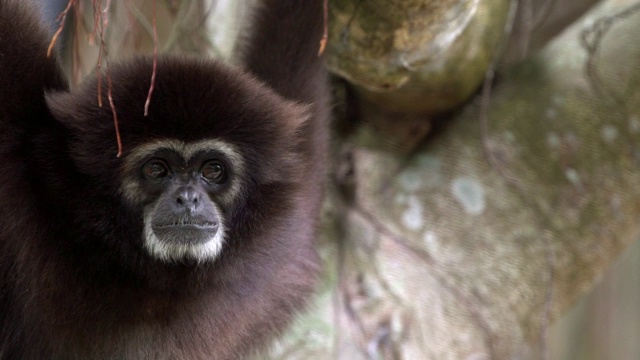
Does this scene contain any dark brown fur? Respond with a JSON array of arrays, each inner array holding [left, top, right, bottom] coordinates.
[[0, 1, 329, 359]]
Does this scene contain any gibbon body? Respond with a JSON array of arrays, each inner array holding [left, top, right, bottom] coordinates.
[[0, 1, 329, 359]]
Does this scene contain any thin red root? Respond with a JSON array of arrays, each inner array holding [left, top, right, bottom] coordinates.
[[144, 0, 159, 117], [47, 0, 75, 57], [318, 0, 329, 56]]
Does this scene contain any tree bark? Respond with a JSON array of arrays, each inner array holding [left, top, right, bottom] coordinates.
[[268, 1, 640, 358]]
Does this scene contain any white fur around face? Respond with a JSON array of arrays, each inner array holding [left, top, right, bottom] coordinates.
[[119, 138, 243, 263], [142, 206, 226, 264]]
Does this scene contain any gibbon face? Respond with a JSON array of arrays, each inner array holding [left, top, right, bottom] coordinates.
[[125, 138, 238, 263]]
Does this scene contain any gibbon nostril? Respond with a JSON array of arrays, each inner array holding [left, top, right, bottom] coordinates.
[[175, 187, 199, 208]]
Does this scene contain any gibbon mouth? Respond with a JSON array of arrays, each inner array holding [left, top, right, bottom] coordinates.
[[151, 222, 219, 244], [152, 221, 218, 230]]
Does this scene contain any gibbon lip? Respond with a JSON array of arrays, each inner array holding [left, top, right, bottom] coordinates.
[[152, 222, 218, 230]]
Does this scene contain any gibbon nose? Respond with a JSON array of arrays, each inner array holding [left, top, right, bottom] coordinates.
[[174, 186, 200, 212]]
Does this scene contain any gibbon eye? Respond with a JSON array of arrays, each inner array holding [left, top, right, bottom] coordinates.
[[143, 160, 169, 179], [201, 160, 225, 184]]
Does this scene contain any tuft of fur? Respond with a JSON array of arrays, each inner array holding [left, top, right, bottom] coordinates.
[[0, 0, 329, 359]]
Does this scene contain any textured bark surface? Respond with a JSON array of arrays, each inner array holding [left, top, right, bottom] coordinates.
[[266, 1, 640, 358], [502, 0, 603, 64], [325, 0, 512, 114], [325, 0, 605, 115]]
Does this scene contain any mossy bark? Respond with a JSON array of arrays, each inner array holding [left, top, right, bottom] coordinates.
[[326, 0, 512, 114], [269, 1, 640, 358]]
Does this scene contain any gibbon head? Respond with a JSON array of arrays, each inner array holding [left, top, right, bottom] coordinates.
[[45, 57, 310, 264]]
